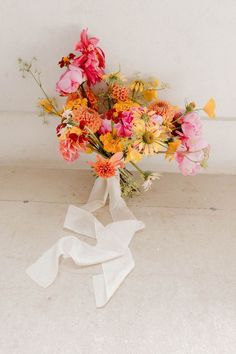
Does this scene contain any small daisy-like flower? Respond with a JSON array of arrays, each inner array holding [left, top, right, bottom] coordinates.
[[133, 125, 166, 155], [142, 172, 160, 192], [62, 109, 73, 120]]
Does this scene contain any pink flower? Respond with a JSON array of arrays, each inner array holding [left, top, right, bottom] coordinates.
[[98, 119, 112, 134], [74, 28, 99, 53], [115, 111, 134, 137], [180, 112, 203, 138], [59, 138, 80, 162], [56, 65, 84, 95], [186, 135, 208, 151], [175, 150, 204, 176], [73, 28, 105, 86]]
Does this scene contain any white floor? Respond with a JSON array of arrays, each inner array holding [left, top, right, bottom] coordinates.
[[0, 167, 235, 354]]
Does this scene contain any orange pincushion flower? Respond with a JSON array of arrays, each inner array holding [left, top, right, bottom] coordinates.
[[111, 84, 129, 102], [149, 100, 176, 122], [73, 106, 101, 132], [89, 152, 124, 178]]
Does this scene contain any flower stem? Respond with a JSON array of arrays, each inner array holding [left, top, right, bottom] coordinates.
[[129, 161, 145, 176], [28, 69, 60, 116]]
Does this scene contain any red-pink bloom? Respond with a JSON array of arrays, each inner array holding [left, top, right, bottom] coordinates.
[[115, 111, 134, 137], [73, 28, 105, 86], [88, 152, 124, 178], [59, 138, 80, 162], [98, 119, 112, 134], [56, 65, 84, 95]]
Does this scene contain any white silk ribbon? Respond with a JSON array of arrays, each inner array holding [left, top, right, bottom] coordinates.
[[26, 175, 145, 307]]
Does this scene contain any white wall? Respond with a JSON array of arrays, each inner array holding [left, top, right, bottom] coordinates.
[[1, 0, 236, 172]]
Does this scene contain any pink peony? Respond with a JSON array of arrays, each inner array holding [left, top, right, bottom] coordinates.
[[73, 28, 105, 86], [56, 65, 84, 95]]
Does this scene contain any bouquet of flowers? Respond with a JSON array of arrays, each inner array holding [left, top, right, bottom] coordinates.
[[19, 28, 216, 197]]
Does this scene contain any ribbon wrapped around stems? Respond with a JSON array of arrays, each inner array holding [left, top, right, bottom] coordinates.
[[26, 175, 145, 307]]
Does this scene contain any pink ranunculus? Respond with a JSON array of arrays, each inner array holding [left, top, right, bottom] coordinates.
[[181, 112, 203, 138], [98, 119, 112, 134], [115, 111, 134, 137], [56, 65, 84, 95], [59, 138, 80, 162], [73, 28, 105, 86]]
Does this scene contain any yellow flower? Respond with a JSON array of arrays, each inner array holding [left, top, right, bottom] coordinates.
[[100, 132, 124, 153], [59, 126, 82, 141], [203, 98, 216, 119], [38, 98, 56, 114], [125, 146, 142, 163], [130, 80, 145, 93], [113, 100, 139, 112], [143, 89, 157, 101], [165, 140, 181, 161], [133, 125, 166, 155], [65, 98, 87, 110], [69, 126, 82, 135]]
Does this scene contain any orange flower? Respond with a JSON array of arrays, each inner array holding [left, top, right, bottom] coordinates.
[[84, 86, 99, 110], [149, 100, 176, 122], [89, 152, 124, 178], [100, 132, 124, 153], [73, 106, 101, 132], [111, 84, 129, 101], [203, 98, 216, 119]]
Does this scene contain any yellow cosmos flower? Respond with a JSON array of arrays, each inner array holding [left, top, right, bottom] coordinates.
[[165, 140, 181, 161], [100, 132, 124, 153], [133, 126, 166, 155], [125, 146, 142, 163], [203, 98, 216, 119]]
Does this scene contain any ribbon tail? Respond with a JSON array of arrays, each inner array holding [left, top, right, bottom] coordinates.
[[83, 177, 109, 212], [93, 249, 134, 308], [26, 236, 122, 288]]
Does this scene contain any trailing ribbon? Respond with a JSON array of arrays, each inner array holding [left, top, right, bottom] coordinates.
[[26, 176, 145, 307]]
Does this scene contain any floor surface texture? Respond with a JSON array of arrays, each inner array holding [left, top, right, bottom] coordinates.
[[0, 167, 235, 354]]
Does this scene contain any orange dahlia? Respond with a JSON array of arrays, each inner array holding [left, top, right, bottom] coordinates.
[[73, 106, 101, 132], [111, 84, 129, 102]]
